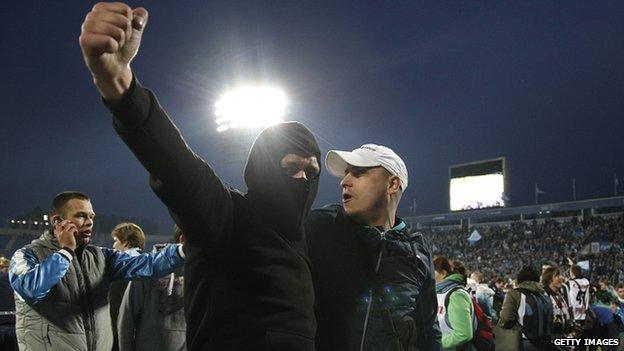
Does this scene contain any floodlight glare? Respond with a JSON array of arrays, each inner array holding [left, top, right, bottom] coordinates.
[[215, 86, 287, 132]]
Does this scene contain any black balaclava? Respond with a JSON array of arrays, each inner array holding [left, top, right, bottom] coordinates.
[[244, 122, 321, 242]]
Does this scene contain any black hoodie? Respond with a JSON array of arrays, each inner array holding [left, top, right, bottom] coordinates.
[[108, 78, 320, 351]]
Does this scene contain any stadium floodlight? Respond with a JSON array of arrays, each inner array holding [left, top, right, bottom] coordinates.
[[214, 86, 287, 132], [43, 214, 48, 221], [34, 221, 38, 225], [22, 220, 26, 224], [11, 220, 15, 224]]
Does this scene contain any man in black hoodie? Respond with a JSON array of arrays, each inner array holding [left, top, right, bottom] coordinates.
[[79, 3, 321, 350]]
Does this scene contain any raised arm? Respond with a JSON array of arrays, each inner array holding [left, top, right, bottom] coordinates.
[[104, 244, 184, 281], [79, 2, 233, 248]]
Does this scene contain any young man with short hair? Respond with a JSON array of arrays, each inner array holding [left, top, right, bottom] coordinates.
[[111, 222, 146, 252], [9, 191, 185, 351], [118, 225, 187, 351], [109, 222, 148, 351], [306, 144, 441, 350]]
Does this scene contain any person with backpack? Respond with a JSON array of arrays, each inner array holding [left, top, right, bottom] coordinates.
[[499, 265, 554, 351], [470, 271, 497, 321], [434, 257, 475, 351]]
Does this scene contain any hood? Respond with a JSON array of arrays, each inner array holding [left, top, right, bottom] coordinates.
[[31, 230, 61, 250], [517, 280, 545, 294], [436, 273, 466, 293], [244, 121, 321, 241]]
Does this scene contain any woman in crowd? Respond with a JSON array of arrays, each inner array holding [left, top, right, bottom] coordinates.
[[434, 257, 474, 351]]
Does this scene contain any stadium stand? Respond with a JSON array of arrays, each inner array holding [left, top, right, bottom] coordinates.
[[407, 196, 624, 284]]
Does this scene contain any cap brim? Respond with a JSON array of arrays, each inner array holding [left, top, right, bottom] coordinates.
[[325, 150, 381, 178]]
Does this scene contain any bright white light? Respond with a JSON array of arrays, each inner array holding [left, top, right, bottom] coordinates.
[[11, 220, 15, 224], [450, 174, 506, 211], [45, 222, 50, 226], [22, 220, 26, 224], [43, 214, 49, 221], [214, 86, 287, 132], [34, 221, 38, 225]]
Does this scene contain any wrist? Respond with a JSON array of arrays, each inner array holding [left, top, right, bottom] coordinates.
[[93, 67, 133, 104]]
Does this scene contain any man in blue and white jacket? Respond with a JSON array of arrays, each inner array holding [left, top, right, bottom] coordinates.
[[9, 191, 185, 351]]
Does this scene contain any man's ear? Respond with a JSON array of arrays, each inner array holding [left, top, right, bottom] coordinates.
[[387, 175, 401, 195]]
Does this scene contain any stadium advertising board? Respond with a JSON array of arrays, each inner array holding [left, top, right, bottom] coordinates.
[[449, 157, 508, 211]]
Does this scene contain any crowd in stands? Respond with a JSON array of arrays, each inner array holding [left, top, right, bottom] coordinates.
[[424, 215, 624, 285]]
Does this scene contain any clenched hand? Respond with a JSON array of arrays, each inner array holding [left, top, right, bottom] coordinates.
[[79, 2, 148, 102]]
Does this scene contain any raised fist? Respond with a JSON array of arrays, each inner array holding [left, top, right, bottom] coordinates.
[[79, 2, 148, 101]]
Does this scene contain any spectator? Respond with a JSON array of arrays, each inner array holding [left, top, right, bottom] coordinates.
[[434, 257, 474, 351], [490, 278, 506, 320], [0, 256, 17, 351], [541, 267, 572, 339], [9, 191, 184, 351], [109, 222, 147, 351], [568, 265, 592, 335], [470, 271, 496, 321], [498, 265, 553, 351], [306, 144, 441, 350], [589, 291, 624, 348], [613, 283, 624, 348], [79, 3, 322, 349], [118, 225, 186, 351]]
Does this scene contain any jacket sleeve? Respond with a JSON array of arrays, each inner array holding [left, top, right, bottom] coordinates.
[[117, 280, 145, 351], [105, 76, 233, 250], [442, 290, 474, 349], [104, 244, 184, 281], [9, 247, 72, 303], [498, 290, 520, 328]]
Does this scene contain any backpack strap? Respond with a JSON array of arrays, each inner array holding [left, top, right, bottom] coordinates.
[[444, 285, 466, 311]]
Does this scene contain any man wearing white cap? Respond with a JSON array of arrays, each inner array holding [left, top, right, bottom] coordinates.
[[306, 144, 441, 351]]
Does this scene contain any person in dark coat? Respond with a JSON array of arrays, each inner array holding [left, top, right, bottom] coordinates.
[[79, 3, 322, 350], [306, 144, 441, 351]]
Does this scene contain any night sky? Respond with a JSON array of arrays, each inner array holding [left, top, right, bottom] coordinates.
[[2, 1, 623, 230]]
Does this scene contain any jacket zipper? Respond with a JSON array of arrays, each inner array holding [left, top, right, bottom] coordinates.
[[359, 228, 387, 351], [75, 251, 94, 351]]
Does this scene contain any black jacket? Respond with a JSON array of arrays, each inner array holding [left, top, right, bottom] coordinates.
[[305, 205, 442, 351], [106, 78, 320, 350]]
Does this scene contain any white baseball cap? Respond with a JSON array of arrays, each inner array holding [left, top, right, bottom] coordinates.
[[325, 144, 408, 190]]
